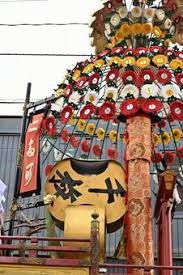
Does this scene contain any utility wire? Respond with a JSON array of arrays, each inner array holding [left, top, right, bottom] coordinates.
[[0, 22, 88, 27], [0, 52, 91, 56]]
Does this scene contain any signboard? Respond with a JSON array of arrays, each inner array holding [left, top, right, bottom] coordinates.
[[20, 113, 43, 196]]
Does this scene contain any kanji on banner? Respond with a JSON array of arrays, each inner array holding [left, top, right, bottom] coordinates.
[[20, 113, 44, 196]]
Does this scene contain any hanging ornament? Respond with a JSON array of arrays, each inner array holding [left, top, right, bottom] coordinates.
[[60, 105, 74, 124], [60, 129, 69, 143], [84, 91, 99, 106], [104, 87, 118, 101], [141, 99, 163, 114], [151, 152, 163, 163], [170, 101, 183, 121], [70, 135, 79, 148], [99, 101, 115, 121], [156, 69, 172, 84], [141, 84, 159, 98], [80, 140, 91, 153], [80, 104, 96, 119], [120, 99, 140, 117], [92, 144, 102, 157]]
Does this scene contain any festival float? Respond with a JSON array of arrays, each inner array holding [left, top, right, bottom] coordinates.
[[0, 0, 183, 274]]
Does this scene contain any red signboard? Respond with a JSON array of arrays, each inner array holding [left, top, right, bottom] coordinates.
[[20, 113, 44, 196]]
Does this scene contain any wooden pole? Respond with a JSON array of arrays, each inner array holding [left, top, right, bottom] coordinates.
[[155, 169, 176, 275], [90, 212, 99, 275], [8, 82, 31, 237], [125, 114, 154, 275], [158, 202, 173, 275]]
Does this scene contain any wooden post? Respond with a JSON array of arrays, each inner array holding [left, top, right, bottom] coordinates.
[[29, 237, 38, 258], [125, 114, 154, 275], [8, 83, 31, 237], [158, 202, 173, 275], [155, 169, 176, 275], [90, 212, 99, 275]]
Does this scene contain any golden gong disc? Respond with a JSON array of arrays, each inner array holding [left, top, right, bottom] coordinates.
[[45, 158, 127, 232]]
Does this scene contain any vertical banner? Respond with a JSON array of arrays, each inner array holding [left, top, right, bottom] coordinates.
[[20, 113, 44, 196]]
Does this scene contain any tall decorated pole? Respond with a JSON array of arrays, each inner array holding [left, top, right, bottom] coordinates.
[[125, 114, 154, 272]]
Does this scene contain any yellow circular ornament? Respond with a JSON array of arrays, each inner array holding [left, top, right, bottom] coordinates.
[[86, 123, 96, 136], [96, 128, 105, 140], [152, 134, 161, 146], [55, 88, 65, 98], [77, 119, 86, 131], [121, 56, 136, 67], [120, 23, 131, 37], [142, 23, 153, 34], [114, 30, 124, 43], [108, 56, 123, 66], [94, 59, 105, 69], [172, 128, 182, 141], [161, 132, 170, 145], [152, 26, 162, 38], [72, 69, 81, 82], [152, 55, 168, 67], [109, 130, 120, 142], [69, 115, 77, 126], [136, 57, 150, 68], [82, 63, 94, 74], [169, 59, 181, 70], [132, 23, 143, 35], [180, 61, 183, 69]]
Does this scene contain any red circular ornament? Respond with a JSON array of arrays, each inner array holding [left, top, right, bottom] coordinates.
[[106, 69, 119, 82], [80, 140, 91, 153], [170, 101, 183, 121], [136, 47, 148, 56], [164, 151, 176, 165], [99, 101, 115, 121], [139, 69, 155, 84], [150, 46, 163, 54], [107, 147, 118, 160], [42, 116, 56, 132], [156, 68, 172, 84], [89, 73, 100, 85], [76, 76, 88, 89], [120, 99, 140, 117], [175, 51, 183, 60], [80, 104, 96, 119], [177, 146, 183, 159], [141, 99, 163, 114], [70, 135, 79, 148], [111, 47, 124, 55], [65, 84, 73, 98], [122, 71, 137, 84], [60, 105, 74, 124], [158, 119, 166, 128], [92, 144, 102, 157], [124, 48, 135, 56], [175, 73, 183, 87], [60, 129, 69, 142], [48, 127, 57, 136], [165, 49, 173, 56], [151, 152, 163, 163]]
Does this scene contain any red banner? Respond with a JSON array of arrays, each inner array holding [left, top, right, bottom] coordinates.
[[20, 113, 44, 196]]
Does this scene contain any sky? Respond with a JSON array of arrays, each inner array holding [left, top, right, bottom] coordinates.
[[0, 0, 102, 115]]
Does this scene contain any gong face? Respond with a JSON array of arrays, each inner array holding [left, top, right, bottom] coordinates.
[[45, 159, 127, 227]]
